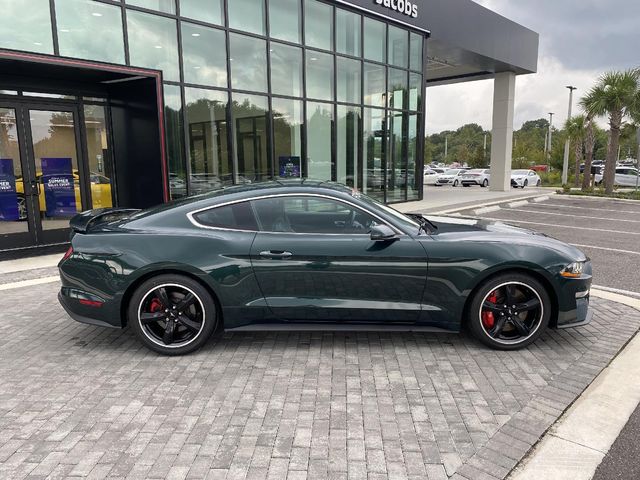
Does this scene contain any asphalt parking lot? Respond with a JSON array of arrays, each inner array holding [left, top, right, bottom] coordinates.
[[454, 194, 640, 295], [1, 193, 640, 480]]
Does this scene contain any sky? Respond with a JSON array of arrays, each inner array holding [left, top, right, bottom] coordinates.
[[425, 0, 640, 134]]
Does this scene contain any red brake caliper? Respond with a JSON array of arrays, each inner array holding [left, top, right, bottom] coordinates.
[[149, 298, 163, 313], [482, 290, 498, 329]]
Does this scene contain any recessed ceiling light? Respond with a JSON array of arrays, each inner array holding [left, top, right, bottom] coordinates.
[[33, 42, 43, 46], [193, 66, 201, 69], [154, 45, 163, 49], [91, 12, 102, 17], [310, 57, 318, 61], [59, 28, 70, 33], [191, 33, 201, 37]]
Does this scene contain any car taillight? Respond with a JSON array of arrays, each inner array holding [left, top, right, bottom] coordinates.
[[62, 246, 73, 261]]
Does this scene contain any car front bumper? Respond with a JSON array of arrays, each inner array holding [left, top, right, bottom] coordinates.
[[554, 269, 593, 329]]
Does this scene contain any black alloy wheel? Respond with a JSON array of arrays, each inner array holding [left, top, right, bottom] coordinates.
[[468, 273, 551, 350], [129, 274, 218, 355]]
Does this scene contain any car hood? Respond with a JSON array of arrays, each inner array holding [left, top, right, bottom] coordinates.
[[420, 214, 587, 261]]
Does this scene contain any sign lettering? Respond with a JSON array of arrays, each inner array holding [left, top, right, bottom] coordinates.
[[375, 0, 418, 19]]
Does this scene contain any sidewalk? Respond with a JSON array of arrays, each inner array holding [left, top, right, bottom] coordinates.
[[395, 185, 554, 213]]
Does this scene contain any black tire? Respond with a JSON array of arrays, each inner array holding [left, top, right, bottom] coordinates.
[[128, 274, 219, 355], [434, 184, 442, 187], [462, 184, 470, 187], [536, 179, 541, 187], [523, 179, 528, 188], [467, 273, 551, 350], [453, 180, 459, 187], [481, 179, 489, 188]]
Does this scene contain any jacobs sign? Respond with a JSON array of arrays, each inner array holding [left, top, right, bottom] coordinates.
[[374, 0, 418, 18]]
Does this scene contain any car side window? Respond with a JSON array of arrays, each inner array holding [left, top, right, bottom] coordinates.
[[252, 196, 381, 234], [193, 201, 258, 231]]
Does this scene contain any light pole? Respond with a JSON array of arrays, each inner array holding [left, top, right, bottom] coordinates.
[[562, 86, 577, 185], [547, 112, 554, 167]]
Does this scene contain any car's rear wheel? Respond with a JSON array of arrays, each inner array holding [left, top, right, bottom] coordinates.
[[453, 180, 459, 187], [523, 179, 528, 188], [129, 274, 219, 355], [467, 273, 551, 350], [536, 179, 541, 187], [481, 179, 489, 188]]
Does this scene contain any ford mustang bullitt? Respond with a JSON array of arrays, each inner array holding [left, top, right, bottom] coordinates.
[[58, 181, 592, 355]]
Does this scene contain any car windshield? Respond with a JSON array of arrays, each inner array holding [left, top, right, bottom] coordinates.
[[358, 193, 420, 231], [513, 170, 529, 175], [444, 169, 460, 175]]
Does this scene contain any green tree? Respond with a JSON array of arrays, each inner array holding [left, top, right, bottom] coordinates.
[[580, 69, 640, 194], [565, 115, 586, 187]]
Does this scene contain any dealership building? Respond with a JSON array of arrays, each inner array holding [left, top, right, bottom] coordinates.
[[0, 0, 538, 254]]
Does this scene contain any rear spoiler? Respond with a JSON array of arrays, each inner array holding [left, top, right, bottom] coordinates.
[[70, 208, 141, 233]]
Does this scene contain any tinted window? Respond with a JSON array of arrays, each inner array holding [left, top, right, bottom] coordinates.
[[56, 0, 124, 64], [194, 202, 258, 230], [0, 0, 53, 54], [252, 196, 380, 234], [228, 0, 266, 35], [270, 0, 301, 43], [127, 11, 179, 81]]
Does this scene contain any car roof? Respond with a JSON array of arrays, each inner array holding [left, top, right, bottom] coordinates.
[[134, 180, 359, 218]]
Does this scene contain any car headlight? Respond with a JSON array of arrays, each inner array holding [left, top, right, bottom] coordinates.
[[560, 261, 585, 278]]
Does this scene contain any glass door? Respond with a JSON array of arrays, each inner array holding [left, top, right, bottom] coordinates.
[[24, 105, 87, 246], [0, 105, 36, 249]]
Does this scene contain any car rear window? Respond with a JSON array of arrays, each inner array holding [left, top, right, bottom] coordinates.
[[193, 201, 258, 231]]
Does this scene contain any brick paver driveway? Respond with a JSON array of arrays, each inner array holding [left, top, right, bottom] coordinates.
[[1, 280, 639, 480]]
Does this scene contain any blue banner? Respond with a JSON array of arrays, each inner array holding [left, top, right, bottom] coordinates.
[[0, 159, 20, 221], [279, 156, 301, 178], [41, 157, 76, 217]]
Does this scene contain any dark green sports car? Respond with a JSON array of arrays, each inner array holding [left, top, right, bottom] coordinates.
[[58, 181, 592, 355]]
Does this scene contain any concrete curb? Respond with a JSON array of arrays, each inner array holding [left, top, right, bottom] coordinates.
[[508, 289, 640, 480], [432, 192, 556, 215], [556, 193, 640, 204]]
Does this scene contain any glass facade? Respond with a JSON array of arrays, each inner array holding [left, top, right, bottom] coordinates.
[[0, 0, 425, 203]]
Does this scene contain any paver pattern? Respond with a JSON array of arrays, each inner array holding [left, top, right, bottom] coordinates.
[[0, 281, 639, 480]]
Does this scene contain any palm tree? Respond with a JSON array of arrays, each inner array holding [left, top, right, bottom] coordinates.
[[582, 116, 596, 190], [565, 115, 586, 187], [580, 69, 640, 194]]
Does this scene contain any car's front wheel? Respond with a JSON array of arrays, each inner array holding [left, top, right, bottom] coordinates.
[[467, 273, 551, 350], [523, 179, 528, 188], [481, 179, 489, 188], [453, 180, 459, 187], [129, 274, 219, 355]]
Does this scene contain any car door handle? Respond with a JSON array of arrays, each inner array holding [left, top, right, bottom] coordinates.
[[259, 250, 293, 258]]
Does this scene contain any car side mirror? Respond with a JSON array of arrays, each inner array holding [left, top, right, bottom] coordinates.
[[370, 224, 398, 241]]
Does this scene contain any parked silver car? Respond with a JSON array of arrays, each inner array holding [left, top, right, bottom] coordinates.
[[436, 168, 466, 187], [461, 169, 490, 187], [595, 167, 640, 187]]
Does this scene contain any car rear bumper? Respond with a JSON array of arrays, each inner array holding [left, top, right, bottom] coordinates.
[[58, 291, 120, 329]]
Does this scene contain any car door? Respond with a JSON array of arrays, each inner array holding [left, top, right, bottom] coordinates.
[[249, 194, 428, 324]]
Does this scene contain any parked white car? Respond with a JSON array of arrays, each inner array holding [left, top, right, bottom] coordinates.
[[511, 169, 541, 188], [461, 169, 490, 187], [436, 168, 466, 187], [595, 167, 640, 187], [423, 168, 440, 185]]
